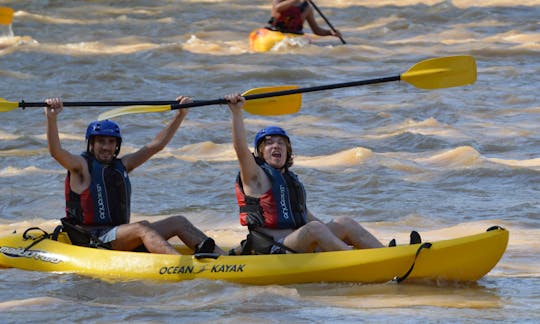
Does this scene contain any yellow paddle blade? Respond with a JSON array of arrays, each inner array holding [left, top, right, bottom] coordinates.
[[98, 105, 171, 120], [401, 55, 477, 90], [0, 7, 14, 25], [242, 85, 301, 115], [97, 86, 302, 120], [0, 98, 19, 112]]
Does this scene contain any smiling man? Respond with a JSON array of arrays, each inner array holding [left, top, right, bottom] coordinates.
[[44, 97, 224, 255], [225, 93, 383, 255]]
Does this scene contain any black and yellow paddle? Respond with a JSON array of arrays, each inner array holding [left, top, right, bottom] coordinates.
[[96, 55, 476, 120], [0, 6, 14, 25], [0, 85, 302, 116], [0, 56, 476, 119]]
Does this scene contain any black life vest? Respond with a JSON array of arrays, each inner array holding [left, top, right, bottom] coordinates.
[[65, 152, 131, 226]]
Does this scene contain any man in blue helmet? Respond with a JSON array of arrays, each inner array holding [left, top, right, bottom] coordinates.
[[44, 97, 225, 255], [225, 94, 384, 255]]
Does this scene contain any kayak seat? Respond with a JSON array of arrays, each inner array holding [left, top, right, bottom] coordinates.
[[60, 217, 112, 249]]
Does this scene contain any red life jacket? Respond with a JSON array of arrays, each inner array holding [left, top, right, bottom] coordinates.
[[236, 162, 307, 229], [267, 1, 309, 34]]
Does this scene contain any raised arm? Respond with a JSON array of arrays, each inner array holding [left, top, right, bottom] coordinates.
[[44, 98, 86, 174], [225, 93, 269, 196], [121, 96, 190, 172]]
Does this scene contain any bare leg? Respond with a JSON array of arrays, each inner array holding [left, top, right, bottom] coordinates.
[[112, 221, 180, 255], [326, 216, 383, 249], [283, 221, 351, 253], [150, 215, 226, 255]]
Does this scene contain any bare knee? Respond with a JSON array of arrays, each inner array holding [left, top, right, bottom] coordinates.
[[150, 215, 190, 231], [288, 221, 350, 252], [113, 222, 154, 251], [283, 221, 326, 252], [149, 215, 199, 242], [138, 220, 151, 227], [333, 216, 356, 227], [131, 221, 152, 236], [301, 221, 329, 237], [327, 216, 355, 235]]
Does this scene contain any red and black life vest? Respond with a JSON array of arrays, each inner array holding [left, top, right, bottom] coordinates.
[[235, 161, 307, 229], [267, 1, 309, 34], [65, 152, 131, 226]]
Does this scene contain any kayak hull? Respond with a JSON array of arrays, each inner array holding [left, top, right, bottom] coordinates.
[[249, 28, 307, 52], [0, 226, 508, 285]]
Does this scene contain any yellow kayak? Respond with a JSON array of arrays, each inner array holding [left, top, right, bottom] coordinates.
[[249, 27, 308, 52], [0, 226, 508, 285]]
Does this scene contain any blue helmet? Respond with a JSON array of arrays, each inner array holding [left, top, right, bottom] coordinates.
[[85, 120, 122, 156], [253, 126, 290, 149], [85, 120, 122, 140]]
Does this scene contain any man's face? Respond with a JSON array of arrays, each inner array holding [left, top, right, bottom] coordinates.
[[90, 135, 118, 163]]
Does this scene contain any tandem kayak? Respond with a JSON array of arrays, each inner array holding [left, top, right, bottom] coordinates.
[[249, 27, 309, 52], [0, 226, 508, 285]]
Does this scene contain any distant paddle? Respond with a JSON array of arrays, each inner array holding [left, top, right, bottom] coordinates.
[[307, 0, 346, 44], [0, 7, 14, 25]]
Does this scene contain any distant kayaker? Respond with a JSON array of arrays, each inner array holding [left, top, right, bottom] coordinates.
[[44, 97, 225, 255], [266, 0, 342, 38], [226, 94, 383, 254]]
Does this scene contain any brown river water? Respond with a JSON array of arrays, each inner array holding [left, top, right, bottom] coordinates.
[[0, 0, 539, 322]]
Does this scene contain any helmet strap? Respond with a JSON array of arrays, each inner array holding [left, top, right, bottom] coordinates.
[[86, 138, 93, 154]]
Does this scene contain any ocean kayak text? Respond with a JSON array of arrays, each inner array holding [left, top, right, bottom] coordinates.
[[159, 264, 246, 275]]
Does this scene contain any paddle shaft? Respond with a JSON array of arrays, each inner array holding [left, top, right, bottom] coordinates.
[[17, 75, 398, 110], [169, 75, 400, 110], [19, 100, 180, 108], [19, 98, 267, 109], [307, 0, 346, 44], [18, 100, 227, 109]]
